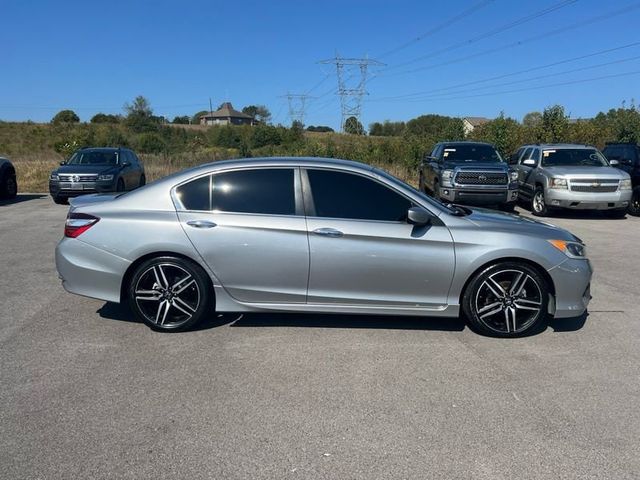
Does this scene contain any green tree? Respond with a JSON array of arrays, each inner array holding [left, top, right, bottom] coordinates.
[[124, 96, 153, 117], [242, 105, 271, 124], [90, 113, 120, 123], [522, 111, 542, 129], [539, 105, 569, 143], [306, 125, 334, 132], [405, 114, 464, 140], [192, 110, 209, 124], [124, 96, 158, 133], [469, 113, 523, 157], [344, 116, 364, 135], [172, 115, 190, 124], [51, 110, 80, 124]]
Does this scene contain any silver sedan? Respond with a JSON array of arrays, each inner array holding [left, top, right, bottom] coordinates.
[[55, 157, 592, 337]]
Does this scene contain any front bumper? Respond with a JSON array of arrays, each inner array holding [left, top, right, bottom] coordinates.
[[545, 188, 632, 210], [439, 186, 519, 206], [548, 257, 593, 318], [49, 180, 115, 198], [56, 237, 131, 303]]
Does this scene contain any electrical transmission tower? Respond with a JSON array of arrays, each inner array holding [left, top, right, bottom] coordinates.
[[318, 54, 385, 132], [279, 93, 313, 126]]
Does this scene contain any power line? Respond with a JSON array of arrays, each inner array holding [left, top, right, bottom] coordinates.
[[379, 2, 640, 78], [379, 0, 579, 74], [369, 69, 640, 104], [375, 0, 496, 59], [372, 46, 640, 102], [279, 93, 314, 125]]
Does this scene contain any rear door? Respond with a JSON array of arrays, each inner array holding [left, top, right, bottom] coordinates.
[[303, 168, 455, 308], [175, 167, 310, 303]]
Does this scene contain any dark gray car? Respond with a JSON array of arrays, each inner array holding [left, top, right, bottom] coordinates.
[[49, 147, 146, 204], [0, 157, 18, 199]]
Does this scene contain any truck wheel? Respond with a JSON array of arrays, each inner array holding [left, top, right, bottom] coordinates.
[[531, 187, 550, 216], [433, 181, 441, 200], [628, 188, 640, 216], [52, 195, 68, 205], [418, 171, 426, 193]]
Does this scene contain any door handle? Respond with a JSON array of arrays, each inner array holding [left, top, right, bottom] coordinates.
[[186, 220, 217, 229], [312, 227, 343, 237]]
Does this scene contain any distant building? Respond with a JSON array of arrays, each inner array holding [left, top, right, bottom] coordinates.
[[199, 102, 256, 126], [462, 116, 491, 135]]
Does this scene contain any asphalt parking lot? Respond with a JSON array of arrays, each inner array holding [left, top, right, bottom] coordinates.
[[1, 194, 639, 479]]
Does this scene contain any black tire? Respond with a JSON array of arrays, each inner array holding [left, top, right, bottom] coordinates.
[[531, 186, 550, 216], [627, 187, 640, 216], [52, 195, 68, 205], [433, 180, 441, 200], [500, 202, 516, 212], [116, 178, 125, 192], [128, 255, 213, 332], [139, 174, 146, 187], [418, 171, 426, 193], [1, 174, 18, 199], [607, 208, 627, 219], [462, 261, 549, 338]]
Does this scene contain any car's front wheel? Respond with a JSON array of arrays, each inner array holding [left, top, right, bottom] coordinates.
[[462, 262, 549, 338], [627, 187, 640, 216], [128, 256, 213, 332], [1, 174, 17, 199], [52, 195, 68, 205], [531, 187, 550, 216]]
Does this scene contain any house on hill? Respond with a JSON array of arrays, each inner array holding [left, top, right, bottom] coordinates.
[[462, 116, 490, 135], [199, 102, 256, 126]]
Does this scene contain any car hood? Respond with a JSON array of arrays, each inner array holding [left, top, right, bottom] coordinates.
[[462, 207, 577, 241], [542, 166, 628, 179], [54, 165, 118, 175], [442, 161, 509, 171]]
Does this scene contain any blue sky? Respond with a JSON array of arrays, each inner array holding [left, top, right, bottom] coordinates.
[[1, 0, 640, 129]]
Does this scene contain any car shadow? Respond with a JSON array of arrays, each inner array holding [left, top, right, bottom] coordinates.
[[96, 302, 588, 335], [0, 193, 47, 206], [96, 302, 466, 332]]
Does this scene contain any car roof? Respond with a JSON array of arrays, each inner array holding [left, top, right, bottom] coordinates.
[[520, 143, 597, 150], [191, 156, 374, 173], [436, 141, 495, 147], [77, 147, 129, 152]]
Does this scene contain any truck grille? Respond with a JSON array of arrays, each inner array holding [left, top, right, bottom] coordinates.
[[455, 172, 507, 185], [58, 174, 98, 182], [570, 179, 619, 193]]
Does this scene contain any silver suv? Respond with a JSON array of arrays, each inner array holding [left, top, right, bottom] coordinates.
[[510, 144, 632, 217]]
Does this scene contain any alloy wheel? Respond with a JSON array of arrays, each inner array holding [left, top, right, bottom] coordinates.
[[474, 269, 543, 335], [532, 191, 545, 214], [134, 263, 201, 329]]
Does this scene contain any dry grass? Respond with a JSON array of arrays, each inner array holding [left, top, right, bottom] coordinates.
[[10, 149, 415, 193]]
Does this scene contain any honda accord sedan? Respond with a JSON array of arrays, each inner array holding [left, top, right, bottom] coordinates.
[[55, 157, 592, 337]]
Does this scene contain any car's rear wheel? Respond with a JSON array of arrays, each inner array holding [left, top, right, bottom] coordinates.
[[128, 256, 213, 332], [52, 195, 68, 205], [462, 262, 549, 338], [1, 175, 18, 199], [116, 178, 125, 192], [139, 174, 146, 187], [627, 187, 640, 216], [531, 187, 550, 216]]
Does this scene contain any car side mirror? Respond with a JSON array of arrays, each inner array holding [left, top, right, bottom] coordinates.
[[59, 161, 66, 166], [609, 159, 620, 166], [522, 158, 537, 167], [407, 206, 432, 226], [121, 161, 131, 167]]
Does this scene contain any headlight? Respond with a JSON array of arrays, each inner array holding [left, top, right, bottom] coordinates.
[[50, 173, 59, 181], [548, 239, 587, 258], [549, 177, 568, 189], [98, 174, 114, 181], [441, 169, 454, 186], [509, 171, 518, 181], [620, 179, 632, 190]]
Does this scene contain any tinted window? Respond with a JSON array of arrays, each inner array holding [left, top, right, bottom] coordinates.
[[212, 168, 295, 215], [126, 151, 138, 165], [603, 146, 621, 160], [541, 149, 608, 167], [441, 144, 503, 163], [531, 148, 541, 162], [176, 175, 211, 211], [509, 148, 524, 165], [67, 150, 118, 166], [519, 148, 533, 164], [307, 169, 411, 221]]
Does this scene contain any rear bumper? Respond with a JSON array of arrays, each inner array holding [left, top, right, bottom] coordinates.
[[548, 257, 593, 318], [546, 189, 632, 210], [440, 187, 519, 205], [55, 237, 130, 303]]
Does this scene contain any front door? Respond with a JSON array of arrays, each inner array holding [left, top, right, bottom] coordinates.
[[303, 168, 455, 308], [175, 167, 309, 303]]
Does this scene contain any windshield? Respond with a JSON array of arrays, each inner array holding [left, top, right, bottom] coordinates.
[[442, 145, 503, 163], [542, 148, 609, 167], [67, 151, 119, 166]]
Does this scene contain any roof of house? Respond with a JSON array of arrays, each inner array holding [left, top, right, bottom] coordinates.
[[463, 116, 491, 126], [200, 102, 254, 120]]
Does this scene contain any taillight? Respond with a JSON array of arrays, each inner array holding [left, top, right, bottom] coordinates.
[[64, 212, 100, 238]]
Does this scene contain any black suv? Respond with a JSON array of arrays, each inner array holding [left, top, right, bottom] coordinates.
[[601, 142, 640, 215], [0, 157, 18, 199], [49, 147, 146, 204], [419, 141, 518, 209]]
